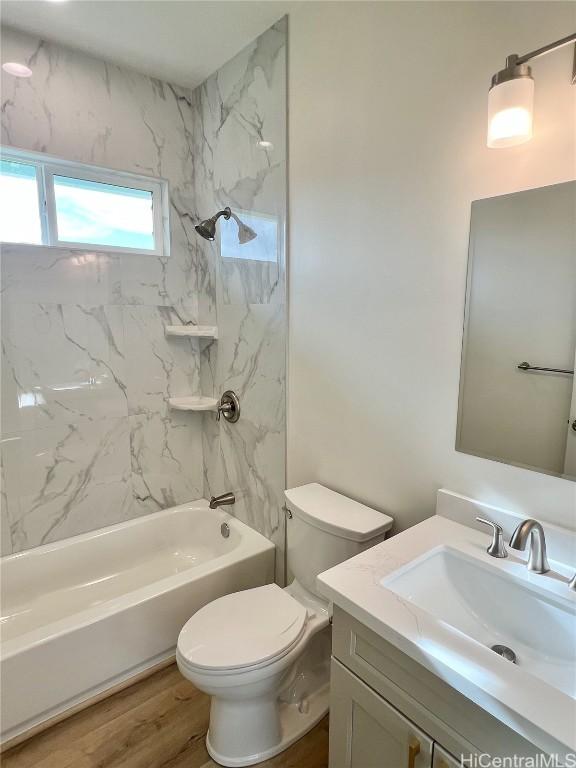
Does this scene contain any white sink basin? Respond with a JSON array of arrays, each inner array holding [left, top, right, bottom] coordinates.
[[318, 492, 576, 755], [382, 546, 576, 698]]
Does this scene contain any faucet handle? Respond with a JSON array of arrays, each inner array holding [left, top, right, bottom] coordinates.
[[216, 391, 240, 423], [216, 401, 232, 422], [476, 517, 508, 559]]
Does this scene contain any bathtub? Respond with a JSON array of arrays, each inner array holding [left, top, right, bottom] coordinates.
[[0, 500, 275, 745]]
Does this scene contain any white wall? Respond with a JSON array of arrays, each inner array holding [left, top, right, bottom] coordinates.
[[287, 1, 576, 531]]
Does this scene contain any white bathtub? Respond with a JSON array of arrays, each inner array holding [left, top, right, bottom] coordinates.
[[0, 499, 275, 745]]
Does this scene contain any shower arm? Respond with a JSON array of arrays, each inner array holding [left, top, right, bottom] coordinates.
[[214, 207, 232, 222]]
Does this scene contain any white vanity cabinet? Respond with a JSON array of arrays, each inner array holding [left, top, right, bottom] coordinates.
[[329, 607, 541, 768], [330, 659, 434, 768]]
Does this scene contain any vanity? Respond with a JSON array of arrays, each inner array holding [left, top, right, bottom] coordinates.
[[318, 490, 576, 767]]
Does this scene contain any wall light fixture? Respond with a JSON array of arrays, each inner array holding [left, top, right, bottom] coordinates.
[[487, 32, 576, 148]]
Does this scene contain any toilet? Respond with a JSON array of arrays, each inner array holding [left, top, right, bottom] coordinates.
[[176, 483, 393, 767]]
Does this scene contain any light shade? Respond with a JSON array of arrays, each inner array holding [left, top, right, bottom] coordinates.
[[487, 77, 534, 148]]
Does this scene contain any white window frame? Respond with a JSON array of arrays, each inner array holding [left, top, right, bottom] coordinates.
[[1, 146, 170, 256]]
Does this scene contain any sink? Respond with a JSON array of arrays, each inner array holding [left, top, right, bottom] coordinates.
[[381, 546, 576, 698], [318, 496, 576, 754]]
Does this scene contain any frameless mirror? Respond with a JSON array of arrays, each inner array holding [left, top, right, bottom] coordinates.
[[457, 181, 576, 480]]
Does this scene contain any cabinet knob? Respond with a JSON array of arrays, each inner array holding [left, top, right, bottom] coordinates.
[[408, 738, 421, 768]]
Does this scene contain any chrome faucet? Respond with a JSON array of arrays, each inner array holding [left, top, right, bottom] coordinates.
[[209, 492, 236, 509], [569, 572, 576, 591], [509, 519, 550, 574]]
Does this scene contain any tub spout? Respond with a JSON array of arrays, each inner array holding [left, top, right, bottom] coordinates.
[[209, 492, 236, 509]]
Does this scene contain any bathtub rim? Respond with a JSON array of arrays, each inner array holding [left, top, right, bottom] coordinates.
[[1, 499, 275, 659], [1, 497, 261, 566]]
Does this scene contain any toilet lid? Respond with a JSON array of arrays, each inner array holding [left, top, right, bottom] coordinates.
[[178, 584, 308, 671]]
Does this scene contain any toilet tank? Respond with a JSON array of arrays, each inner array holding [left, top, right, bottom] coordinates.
[[285, 483, 393, 598]]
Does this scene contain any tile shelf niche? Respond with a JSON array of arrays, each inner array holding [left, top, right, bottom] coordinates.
[[165, 328, 219, 414], [168, 396, 219, 412], [165, 325, 218, 339]]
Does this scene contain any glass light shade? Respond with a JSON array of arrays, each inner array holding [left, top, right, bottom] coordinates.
[[487, 77, 534, 148]]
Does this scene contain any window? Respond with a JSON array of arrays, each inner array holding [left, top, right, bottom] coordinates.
[[0, 147, 169, 256], [0, 159, 43, 245]]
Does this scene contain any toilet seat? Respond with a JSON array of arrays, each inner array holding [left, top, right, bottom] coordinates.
[[177, 584, 308, 673]]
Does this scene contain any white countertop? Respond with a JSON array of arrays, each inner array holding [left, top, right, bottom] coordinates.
[[317, 494, 576, 757]]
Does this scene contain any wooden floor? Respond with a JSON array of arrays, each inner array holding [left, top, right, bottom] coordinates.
[[2, 664, 329, 768]]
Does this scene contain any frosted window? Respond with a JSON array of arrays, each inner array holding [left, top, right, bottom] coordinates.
[[53, 175, 155, 250], [0, 160, 42, 244]]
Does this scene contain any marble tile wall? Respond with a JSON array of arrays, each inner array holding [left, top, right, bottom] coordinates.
[[0, 28, 203, 553], [191, 19, 287, 579], [0, 22, 287, 564]]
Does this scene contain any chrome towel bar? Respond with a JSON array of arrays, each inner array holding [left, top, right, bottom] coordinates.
[[517, 361, 574, 375]]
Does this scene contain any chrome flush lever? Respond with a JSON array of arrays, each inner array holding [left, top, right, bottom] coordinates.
[[476, 517, 508, 559]]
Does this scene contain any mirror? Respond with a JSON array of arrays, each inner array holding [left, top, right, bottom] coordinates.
[[457, 181, 576, 480]]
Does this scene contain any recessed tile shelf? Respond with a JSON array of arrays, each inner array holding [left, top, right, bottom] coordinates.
[[165, 325, 218, 339], [168, 396, 219, 412]]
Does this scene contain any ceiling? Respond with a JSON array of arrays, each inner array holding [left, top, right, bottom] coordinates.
[[0, 0, 290, 88]]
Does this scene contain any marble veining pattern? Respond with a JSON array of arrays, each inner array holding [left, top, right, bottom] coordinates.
[[2, 418, 133, 551], [192, 19, 287, 578], [0, 21, 286, 559], [2, 300, 127, 433], [0, 28, 204, 552], [129, 410, 203, 517]]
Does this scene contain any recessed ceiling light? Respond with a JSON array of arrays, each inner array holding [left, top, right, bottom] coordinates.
[[2, 62, 32, 78], [257, 140, 274, 150]]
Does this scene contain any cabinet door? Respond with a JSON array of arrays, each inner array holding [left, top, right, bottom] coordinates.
[[433, 745, 461, 768], [330, 659, 433, 768]]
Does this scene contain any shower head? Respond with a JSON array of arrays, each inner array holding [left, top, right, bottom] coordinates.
[[195, 207, 232, 241], [195, 206, 258, 245]]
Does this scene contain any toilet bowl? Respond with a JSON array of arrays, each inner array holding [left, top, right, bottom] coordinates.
[[178, 581, 330, 766], [177, 483, 393, 767]]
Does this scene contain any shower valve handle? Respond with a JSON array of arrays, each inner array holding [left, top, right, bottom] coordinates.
[[216, 391, 240, 423], [216, 402, 233, 422]]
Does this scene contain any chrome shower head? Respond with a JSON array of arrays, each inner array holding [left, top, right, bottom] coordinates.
[[195, 206, 258, 245], [195, 207, 232, 241]]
